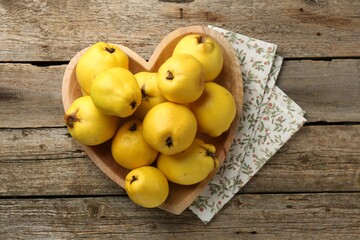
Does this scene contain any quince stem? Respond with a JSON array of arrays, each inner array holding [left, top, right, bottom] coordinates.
[[130, 100, 137, 109], [197, 35, 206, 44], [166, 137, 174, 148], [130, 175, 138, 184], [64, 109, 80, 128], [128, 122, 137, 132], [105, 47, 115, 53], [166, 71, 174, 80]]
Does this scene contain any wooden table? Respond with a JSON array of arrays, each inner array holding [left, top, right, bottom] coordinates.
[[1, 1, 359, 239]]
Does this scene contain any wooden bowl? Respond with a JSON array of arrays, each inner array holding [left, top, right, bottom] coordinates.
[[62, 25, 243, 215]]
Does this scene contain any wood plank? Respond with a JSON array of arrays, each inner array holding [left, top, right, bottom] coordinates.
[[0, 0, 359, 61], [1, 125, 359, 196], [0, 193, 359, 239], [0, 64, 65, 128], [0, 127, 122, 196], [1, 59, 359, 128], [277, 59, 360, 122]]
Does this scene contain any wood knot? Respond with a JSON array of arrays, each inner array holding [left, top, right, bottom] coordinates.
[[205, 11, 219, 21], [299, 153, 311, 165], [88, 204, 105, 218], [179, 8, 183, 19], [233, 198, 243, 207]]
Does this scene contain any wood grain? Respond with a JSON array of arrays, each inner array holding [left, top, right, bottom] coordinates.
[[1, 125, 359, 196], [1, 59, 359, 128], [1, 0, 359, 236], [277, 59, 360, 122], [0, 63, 64, 128], [0, 0, 359, 61], [0, 193, 359, 239]]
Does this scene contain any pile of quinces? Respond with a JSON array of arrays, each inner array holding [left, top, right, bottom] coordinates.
[[64, 34, 236, 209]]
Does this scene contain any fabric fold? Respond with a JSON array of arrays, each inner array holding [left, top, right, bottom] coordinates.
[[188, 26, 306, 224]]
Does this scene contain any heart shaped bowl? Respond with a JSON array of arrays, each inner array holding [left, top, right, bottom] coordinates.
[[62, 25, 243, 215]]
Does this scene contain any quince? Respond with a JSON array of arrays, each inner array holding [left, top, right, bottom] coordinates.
[[142, 102, 197, 155], [64, 96, 118, 146], [189, 82, 236, 137], [173, 34, 223, 82], [157, 54, 205, 104], [157, 138, 219, 185], [111, 119, 158, 170], [125, 166, 169, 208], [133, 72, 167, 119], [76, 42, 129, 95], [90, 67, 142, 118]]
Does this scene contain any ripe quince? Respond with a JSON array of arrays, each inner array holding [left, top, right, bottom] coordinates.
[[189, 82, 236, 137], [157, 54, 205, 104], [90, 67, 142, 118], [173, 34, 223, 82], [142, 102, 197, 155], [133, 72, 167, 119], [76, 42, 129, 95], [64, 96, 118, 146], [111, 119, 158, 170], [125, 166, 169, 208], [157, 138, 219, 185]]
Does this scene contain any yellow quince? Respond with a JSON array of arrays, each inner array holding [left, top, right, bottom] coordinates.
[[125, 166, 169, 208], [90, 67, 142, 118], [173, 34, 223, 82], [189, 82, 236, 137], [157, 54, 205, 104], [133, 72, 167, 120], [76, 42, 129, 95], [64, 96, 118, 146], [142, 102, 197, 155], [157, 138, 219, 185], [111, 119, 158, 170]]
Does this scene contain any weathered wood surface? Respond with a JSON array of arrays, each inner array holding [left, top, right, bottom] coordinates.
[[1, 125, 359, 196], [0, 0, 359, 61], [0, 64, 64, 128], [1, 0, 360, 238], [1, 59, 359, 128], [1, 193, 359, 239], [277, 59, 360, 122]]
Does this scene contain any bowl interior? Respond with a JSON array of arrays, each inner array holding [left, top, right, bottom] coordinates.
[[62, 25, 243, 215]]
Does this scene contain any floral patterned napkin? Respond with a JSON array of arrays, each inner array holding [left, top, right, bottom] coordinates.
[[188, 26, 307, 224]]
